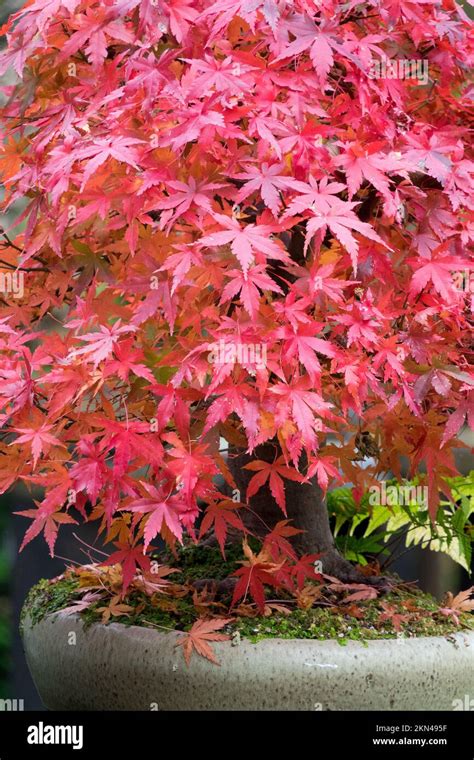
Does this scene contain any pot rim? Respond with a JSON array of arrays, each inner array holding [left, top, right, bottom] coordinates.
[[23, 609, 474, 648]]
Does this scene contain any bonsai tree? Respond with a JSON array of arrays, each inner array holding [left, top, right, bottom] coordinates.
[[0, 0, 473, 616]]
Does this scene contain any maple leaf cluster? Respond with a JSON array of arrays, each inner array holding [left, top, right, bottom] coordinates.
[[0, 0, 472, 592]]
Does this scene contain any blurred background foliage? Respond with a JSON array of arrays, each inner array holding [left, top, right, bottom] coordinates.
[[0, 510, 10, 699]]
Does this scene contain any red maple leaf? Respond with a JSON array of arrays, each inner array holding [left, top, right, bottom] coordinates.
[[70, 439, 108, 507], [274, 323, 337, 382], [199, 499, 246, 557], [262, 519, 302, 561], [244, 455, 304, 515], [334, 140, 398, 203], [289, 553, 323, 590], [16, 503, 77, 557], [307, 456, 341, 490], [231, 541, 281, 612], [102, 541, 152, 595], [175, 617, 232, 665], [165, 0, 198, 43], [163, 432, 218, 503]]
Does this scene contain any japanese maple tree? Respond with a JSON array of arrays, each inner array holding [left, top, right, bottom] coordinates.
[[0, 0, 473, 602]]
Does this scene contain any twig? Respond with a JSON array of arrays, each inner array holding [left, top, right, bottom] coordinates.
[[0, 257, 49, 273], [72, 532, 110, 558], [141, 619, 183, 633]]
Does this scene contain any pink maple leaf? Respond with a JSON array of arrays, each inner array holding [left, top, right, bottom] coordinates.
[[69, 321, 136, 367], [13, 423, 65, 468], [270, 378, 336, 448], [155, 177, 226, 231], [129, 483, 184, 548], [201, 213, 288, 274], [274, 324, 337, 382], [304, 198, 389, 272], [233, 162, 306, 216], [220, 265, 283, 317], [283, 176, 347, 218], [275, 16, 336, 79]]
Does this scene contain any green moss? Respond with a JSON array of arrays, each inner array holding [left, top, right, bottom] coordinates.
[[21, 573, 474, 644], [20, 576, 80, 635], [134, 597, 198, 631], [163, 541, 246, 583]]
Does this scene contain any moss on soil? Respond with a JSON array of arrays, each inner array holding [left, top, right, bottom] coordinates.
[[166, 542, 247, 583], [21, 553, 474, 644]]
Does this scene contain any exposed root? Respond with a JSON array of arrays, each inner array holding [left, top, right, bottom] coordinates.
[[195, 533, 393, 596]]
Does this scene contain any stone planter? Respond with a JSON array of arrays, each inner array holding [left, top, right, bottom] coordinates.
[[21, 611, 474, 711]]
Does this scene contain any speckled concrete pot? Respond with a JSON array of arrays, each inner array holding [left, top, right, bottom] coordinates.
[[21, 611, 474, 711]]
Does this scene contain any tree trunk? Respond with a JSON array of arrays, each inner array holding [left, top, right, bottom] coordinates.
[[227, 442, 375, 584]]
